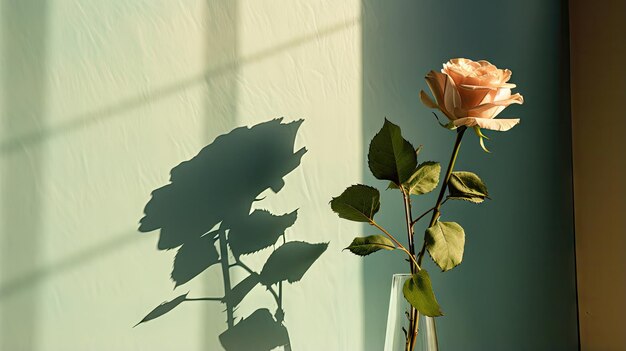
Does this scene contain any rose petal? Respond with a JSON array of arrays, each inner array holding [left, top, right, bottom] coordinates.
[[493, 87, 512, 102], [442, 75, 462, 118], [493, 92, 523, 105], [462, 76, 488, 86], [463, 92, 522, 118], [460, 83, 516, 89], [420, 90, 438, 109], [442, 67, 465, 86], [425, 71, 447, 109], [449, 58, 472, 65], [459, 84, 497, 91], [501, 69, 512, 83], [453, 117, 520, 131], [457, 85, 493, 109]]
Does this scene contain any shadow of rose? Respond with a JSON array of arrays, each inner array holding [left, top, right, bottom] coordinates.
[[136, 118, 327, 351]]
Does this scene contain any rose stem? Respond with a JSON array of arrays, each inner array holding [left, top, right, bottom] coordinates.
[[417, 126, 466, 266], [401, 187, 420, 349]]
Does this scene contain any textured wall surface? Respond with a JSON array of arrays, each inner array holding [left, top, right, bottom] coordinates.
[[0, 0, 579, 350], [0, 1, 363, 350]]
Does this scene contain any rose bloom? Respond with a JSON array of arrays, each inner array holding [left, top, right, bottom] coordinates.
[[420, 58, 523, 131]]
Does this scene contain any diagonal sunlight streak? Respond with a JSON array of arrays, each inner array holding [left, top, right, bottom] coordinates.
[[0, 231, 142, 299], [0, 18, 360, 155]]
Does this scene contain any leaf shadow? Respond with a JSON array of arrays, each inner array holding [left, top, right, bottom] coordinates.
[[136, 118, 327, 350]]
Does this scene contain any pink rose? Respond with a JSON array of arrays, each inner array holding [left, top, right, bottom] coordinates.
[[420, 58, 523, 131]]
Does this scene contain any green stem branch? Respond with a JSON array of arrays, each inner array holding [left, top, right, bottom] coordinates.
[[370, 221, 420, 271], [411, 207, 435, 227]]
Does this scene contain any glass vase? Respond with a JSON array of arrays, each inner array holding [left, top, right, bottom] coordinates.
[[383, 274, 438, 351]]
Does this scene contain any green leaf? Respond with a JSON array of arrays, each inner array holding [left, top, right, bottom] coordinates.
[[345, 235, 395, 256], [447, 171, 489, 203], [448, 171, 489, 203], [134, 293, 188, 327], [447, 194, 485, 203], [403, 162, 441, 195], [330, 184, 380, 222], [260, 241, 328, 285], [402, 270, 443, 317], [368, 119, 418, 185], [425, 221, 465, 272]]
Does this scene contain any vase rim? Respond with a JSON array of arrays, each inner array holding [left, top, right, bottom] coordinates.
[[391, 273, 412, 277]]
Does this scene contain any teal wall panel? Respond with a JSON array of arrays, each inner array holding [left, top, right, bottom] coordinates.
[[361, 1, 578, 350]]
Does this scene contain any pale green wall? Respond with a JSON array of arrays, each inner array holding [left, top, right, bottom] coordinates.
[[0, 1, 363, 350], [362, 1, 578, 350]]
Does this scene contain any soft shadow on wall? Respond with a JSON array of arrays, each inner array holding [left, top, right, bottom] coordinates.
[[136, 119, 327, 351]]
